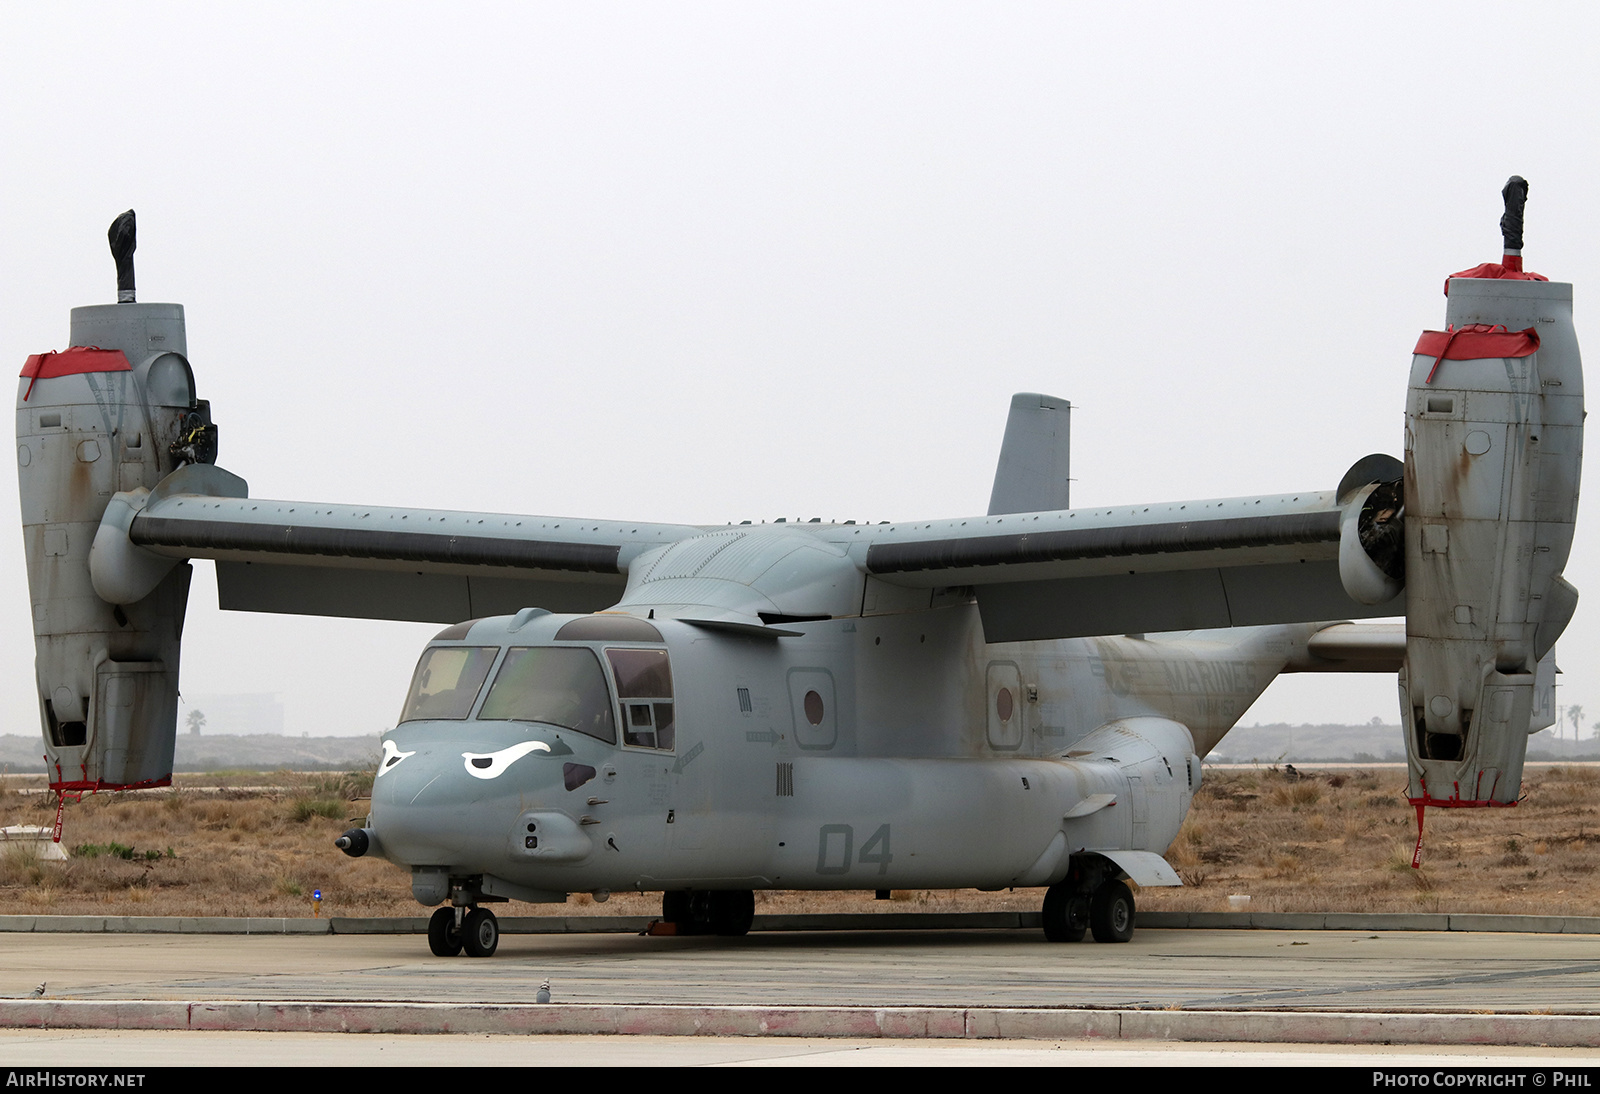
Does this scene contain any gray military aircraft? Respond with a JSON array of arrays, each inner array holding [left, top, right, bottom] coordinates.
[[16, 181, 1580, 957]]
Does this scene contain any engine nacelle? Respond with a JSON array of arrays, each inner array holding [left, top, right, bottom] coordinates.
[[17, 301, 211, 790], [1401, 274, 1583, 805], [1337, 456, 1405, 606]]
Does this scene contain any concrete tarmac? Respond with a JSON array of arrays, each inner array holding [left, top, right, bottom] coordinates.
[[0, 927, 1593, 1010], [3, 926, 1600, 1063], [3, 926, 1599, 1012], [1, 1030, 1596, 1067]]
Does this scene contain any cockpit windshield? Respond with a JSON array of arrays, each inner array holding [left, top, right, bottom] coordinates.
[[478, 647, 617, 743], [399, 646, 498, 722]]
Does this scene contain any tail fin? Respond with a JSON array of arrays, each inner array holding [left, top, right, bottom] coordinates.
[[988, 393, 1071, 515]]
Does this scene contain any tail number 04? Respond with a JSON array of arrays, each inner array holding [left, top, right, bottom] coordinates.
[[816, 824, 892, 875]]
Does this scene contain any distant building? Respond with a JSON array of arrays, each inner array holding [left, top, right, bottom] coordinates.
[[177, 693, 286, 736]]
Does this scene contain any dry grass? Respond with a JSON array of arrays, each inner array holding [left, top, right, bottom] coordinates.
[[0, 770, 394, 918], [0, 765, 1597, 919], [1141, 765, 1600, 916]]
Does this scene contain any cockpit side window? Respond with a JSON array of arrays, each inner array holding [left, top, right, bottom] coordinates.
[[398, 646, 498, 723], [605, 648, 674, 751], [478, 647, 617, 744]]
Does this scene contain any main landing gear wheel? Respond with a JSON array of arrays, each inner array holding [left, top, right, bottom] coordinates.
[[661, 890, 755, 935], [462, 907, 500, 957], [428, 907, 462, 957], [1041, 882, 1088, 943], [1089, 879, 1135, 943], [662, 890, 692, 930], [709, 890, 754, 937]]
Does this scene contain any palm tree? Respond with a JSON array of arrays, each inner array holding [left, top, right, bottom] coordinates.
[[1568, 704, 1584, 743]]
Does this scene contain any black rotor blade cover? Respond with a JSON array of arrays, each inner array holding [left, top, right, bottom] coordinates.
[[108, 209, 136, 301]]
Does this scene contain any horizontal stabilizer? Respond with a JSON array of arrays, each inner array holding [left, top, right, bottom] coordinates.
[[1284, 622, 1407, 673]]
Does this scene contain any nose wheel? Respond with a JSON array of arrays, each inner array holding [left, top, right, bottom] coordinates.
[[427, 907, 462, 957], [462, 907, 500, 957], [427, 905, 500, 957]]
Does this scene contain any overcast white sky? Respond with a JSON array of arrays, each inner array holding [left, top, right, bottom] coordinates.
[[2, 3, 1597, 738]]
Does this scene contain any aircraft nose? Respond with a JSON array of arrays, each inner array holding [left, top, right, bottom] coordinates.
[[371, 737, 452, 807], [368, 723, 578, 867], [373, 724, 571, 802]]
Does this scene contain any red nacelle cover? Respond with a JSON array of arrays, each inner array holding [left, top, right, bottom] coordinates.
[[20, 346, 132, 401], [1414, 324, 1540, 362], [20, 346, 132, 379], [1444, 253, 1549, 294]]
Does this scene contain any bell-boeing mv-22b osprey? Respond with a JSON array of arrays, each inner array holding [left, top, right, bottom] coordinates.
[[16, 179, 1582, 957]]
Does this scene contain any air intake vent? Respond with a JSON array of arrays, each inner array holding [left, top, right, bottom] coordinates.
[[776, 762, 794, 797]]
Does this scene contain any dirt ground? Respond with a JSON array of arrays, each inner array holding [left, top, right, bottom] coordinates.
[[0, 765, 1595, 919]]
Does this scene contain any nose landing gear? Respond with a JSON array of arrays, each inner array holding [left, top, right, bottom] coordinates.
[[427, 904, 500, 957]]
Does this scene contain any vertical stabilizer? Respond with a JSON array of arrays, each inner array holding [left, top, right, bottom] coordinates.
[[988, 393, 1071, 515]]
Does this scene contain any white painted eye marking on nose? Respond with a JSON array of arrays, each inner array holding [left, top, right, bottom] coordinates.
[[376, 739, 417, 777], [462, 740, 552, 780]]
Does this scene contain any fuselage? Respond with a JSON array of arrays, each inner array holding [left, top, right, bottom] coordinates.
[[369, 603, 1314, 901]]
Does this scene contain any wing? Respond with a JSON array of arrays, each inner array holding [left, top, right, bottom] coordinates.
[[100, 465, 1396, 638], [96, 464, 707, 623], [855, 487, 1400, 642]]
